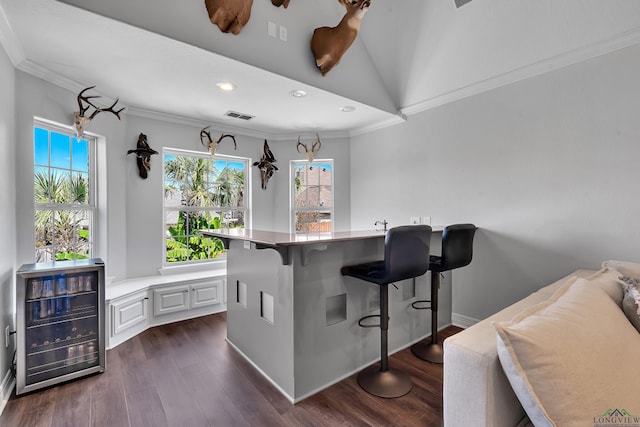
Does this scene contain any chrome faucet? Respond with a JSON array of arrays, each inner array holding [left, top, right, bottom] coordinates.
[[375, 219, 388, 232]]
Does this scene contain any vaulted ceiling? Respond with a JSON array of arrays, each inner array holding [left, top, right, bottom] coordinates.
[[1, 0, 640, 138]]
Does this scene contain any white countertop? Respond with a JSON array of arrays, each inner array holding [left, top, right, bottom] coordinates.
[[201, 226, 443, 247]]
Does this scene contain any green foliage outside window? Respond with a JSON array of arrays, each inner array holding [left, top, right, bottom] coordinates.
[[164, 154, 246, 264]]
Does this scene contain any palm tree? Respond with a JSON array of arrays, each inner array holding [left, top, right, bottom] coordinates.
[[164, 155, 245, 262], [34, 170, 90, 261]]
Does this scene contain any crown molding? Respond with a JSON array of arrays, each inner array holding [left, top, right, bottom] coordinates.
[[401, 25, 640, 117], [15, 59, 87, 93], [126, 106, 351, 142], [0, 3, 24, 65], [13, 57, 353, 141], [349, 113, 406, 137]]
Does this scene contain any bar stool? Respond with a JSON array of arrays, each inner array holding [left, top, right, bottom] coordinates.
[[341, 225, 432, 398], [411, 224, 477, 364]]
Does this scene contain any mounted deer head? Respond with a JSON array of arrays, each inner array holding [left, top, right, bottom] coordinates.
[[253, 140, 278, 190], [74, 86, 124, 138], [126, 133, 158, 179], [311, 0, 371, 76], [200, 126, 237, 156], [271, 0, 290, 7], [204, 0, 253, 35], [296, 133, 322, 162]]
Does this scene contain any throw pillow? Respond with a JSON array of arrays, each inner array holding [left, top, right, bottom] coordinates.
[[493, 277, 640, 427], [619, 275, 640, 333], [602, 259, 640, 280]]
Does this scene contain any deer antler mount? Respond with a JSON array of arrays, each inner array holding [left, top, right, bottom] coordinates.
[[200, 126, 237, 156], [296, 133, 322, 162], [74, 86, 124, 138]]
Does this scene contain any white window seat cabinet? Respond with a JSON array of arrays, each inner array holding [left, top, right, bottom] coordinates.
[[106, 270, 226, 349]]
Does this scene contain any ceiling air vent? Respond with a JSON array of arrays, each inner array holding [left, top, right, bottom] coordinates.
[[225, 110, 255, 121]]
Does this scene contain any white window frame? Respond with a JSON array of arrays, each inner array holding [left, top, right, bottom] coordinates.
[[33, 118, 98, 262], [162, 148, 251, 268], [290, 159, 334, 234]]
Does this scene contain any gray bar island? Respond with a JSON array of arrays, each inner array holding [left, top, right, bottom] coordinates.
[[202, 228, 447, 402]]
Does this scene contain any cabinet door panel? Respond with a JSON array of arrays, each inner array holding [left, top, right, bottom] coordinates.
[[191, 280, 223, 309], [112, 293, 148, 335], [154, 285, 189, 316]]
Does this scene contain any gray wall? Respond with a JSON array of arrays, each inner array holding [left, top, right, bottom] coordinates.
[[14, 72, 129, 281], [13, 74, 351, 281], [0, 40, 16, 395], [350, 43, 640, 322]]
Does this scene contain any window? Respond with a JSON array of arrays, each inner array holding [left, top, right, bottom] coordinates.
[[163, 149, 249, 265], [33, 120, 96, 262], [291, 160, 333, 234]]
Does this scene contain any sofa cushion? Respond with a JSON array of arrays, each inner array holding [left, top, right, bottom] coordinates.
[[602, 259, 640, 278], [493, 275, 640, 427], [443, 270, 596, 427]]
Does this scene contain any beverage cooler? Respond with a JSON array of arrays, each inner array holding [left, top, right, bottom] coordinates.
[[16, 258, 106, 395]]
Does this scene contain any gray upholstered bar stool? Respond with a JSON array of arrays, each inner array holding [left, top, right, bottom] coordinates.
[[341, 225, 432, 398], [411, 223, 477, 364]]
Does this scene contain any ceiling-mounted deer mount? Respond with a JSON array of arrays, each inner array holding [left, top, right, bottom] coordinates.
[[204, 0, 253, 35], [271, 0, 291, 8], [311, 0, 371, 76], [200, 126, 237, 156], [74, 86, 124, 138], [253, 140, 278, 190], [296, 133, 322, 162]]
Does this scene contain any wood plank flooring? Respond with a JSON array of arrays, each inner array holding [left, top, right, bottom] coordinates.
[[0, 313, 462, 427]]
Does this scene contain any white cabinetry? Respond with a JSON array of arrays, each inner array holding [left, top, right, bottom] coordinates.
[[153, 279, 224, 317], [112, 291, 149, 335], [106, 274, 226, 349], [108, 290, 150, 348]]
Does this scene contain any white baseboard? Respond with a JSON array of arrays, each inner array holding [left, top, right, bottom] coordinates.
[[452, 313, 480, 329], [0, 369, 15, 418]]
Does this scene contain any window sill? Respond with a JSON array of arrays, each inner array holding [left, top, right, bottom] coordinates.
[[158, 260, 226, 276]]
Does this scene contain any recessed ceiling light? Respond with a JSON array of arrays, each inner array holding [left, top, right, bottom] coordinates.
[[339, 105, 356, 112], [216, 82, 236, 92], [290, 90, 307, 98]]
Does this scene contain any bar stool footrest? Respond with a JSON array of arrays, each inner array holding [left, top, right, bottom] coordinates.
[[358, 314, 382, 328], [411, 300, 432, 310]]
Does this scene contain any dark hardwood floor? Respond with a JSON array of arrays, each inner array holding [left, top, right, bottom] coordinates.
[[0, 313, 462, 427]]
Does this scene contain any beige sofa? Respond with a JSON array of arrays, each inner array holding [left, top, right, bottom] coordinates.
[[443, 263, 640, 427]]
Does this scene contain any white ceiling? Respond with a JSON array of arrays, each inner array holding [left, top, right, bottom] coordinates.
[[2, 0, 640, 139]]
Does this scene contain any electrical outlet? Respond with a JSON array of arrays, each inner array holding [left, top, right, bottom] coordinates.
[[279, 25, 288, 41], [5, 326, 9, 348], [410, 216, 420, 225], [421, 216, 432, 225], [267, 21, 277, 38]]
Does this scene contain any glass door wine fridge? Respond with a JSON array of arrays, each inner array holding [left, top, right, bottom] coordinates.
[[16, 258, 106, 395]]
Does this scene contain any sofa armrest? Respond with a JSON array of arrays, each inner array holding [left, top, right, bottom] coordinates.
[[443, 270, 596, 427]]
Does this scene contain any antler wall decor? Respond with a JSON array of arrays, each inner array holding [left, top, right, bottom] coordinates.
[[296, 133, 322, 162], [126, 133, 158, 179], [271, 0, 291, 8], [74, 86, 124, 138], [253, 140, 278, 190], [204, 0, 253, 34], [311, 0, 371, 76], [200, 126, 237, 156]]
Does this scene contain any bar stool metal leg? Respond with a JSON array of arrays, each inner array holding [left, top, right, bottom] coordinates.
[[410, 270, 444, 364], [357, 285, 413, 398]]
